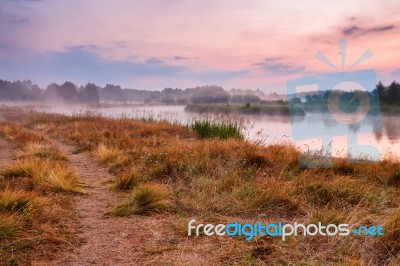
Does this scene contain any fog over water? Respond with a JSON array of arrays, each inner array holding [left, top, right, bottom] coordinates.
[[28, 104, 400, 159]]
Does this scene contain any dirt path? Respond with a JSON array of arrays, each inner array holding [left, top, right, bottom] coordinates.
[[0, 137, 14, 169], [48, 141, 146, 265]]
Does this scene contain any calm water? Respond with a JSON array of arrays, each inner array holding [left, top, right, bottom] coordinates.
[[35, 105, 400, 158]]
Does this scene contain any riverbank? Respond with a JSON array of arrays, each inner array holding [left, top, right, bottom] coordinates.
[[185, 102, 400, 117], [185, 103, 306, 116], [0, 107, 399, 265]]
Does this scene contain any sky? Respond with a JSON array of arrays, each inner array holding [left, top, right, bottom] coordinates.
[[0, 0, 399, 93]]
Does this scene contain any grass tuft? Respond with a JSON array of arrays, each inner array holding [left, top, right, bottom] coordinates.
[[191, 119, 243, 139], [1, 159, 82, 193], [115, 167, 146, 191], [2, 159, 46, 180], [0, 189, 35, 213], [44, 166, 83, 194], [112, 183, 170, 216], [93, 143, 125, 165]]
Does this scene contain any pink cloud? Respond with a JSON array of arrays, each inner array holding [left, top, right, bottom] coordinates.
[[0, 0, 400, 92]]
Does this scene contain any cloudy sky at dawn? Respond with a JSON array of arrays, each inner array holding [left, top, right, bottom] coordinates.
[[0, 0, 399, 93]]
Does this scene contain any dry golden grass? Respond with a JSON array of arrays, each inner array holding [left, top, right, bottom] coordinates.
[[0, 189, 38, 214], [93, 143, 125, 166], [114, 167, 146, 191], [0, 107, 399, 265], [112, 183, 170, 216], [382, 208, 400, 252], [2, 158, 46, 179], [0, 112, 81, 265], [16, 142, 68, 161], [2, 159, 82, 194], [44, 165, 82, 194], [0, 122, 46, 145]]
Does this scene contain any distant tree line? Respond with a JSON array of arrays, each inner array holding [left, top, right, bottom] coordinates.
[[0, 79, 100, 104], [288, 80, 400, 114], [0, 79, 265, 105], [45, 82, 99, 104], [99, 84, 264, 104], [0, 79, 42, 101], [2, 78, 399, 106]]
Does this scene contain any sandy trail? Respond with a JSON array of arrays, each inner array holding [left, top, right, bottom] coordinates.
[[48, 141, 145, 265], [33, 137, 207, 266], [0, 137, 14, 169]]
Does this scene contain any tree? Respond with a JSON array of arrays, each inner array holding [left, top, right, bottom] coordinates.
[[376, 81, 386, 103], [386, 81, 400, 105], [44, 83, 62, 101], [191, 85, 231, 103], [243, 94, 260, 103], [59, 81, 78, 102], [231, 95, 244, 103], [80, 83, 100, 104], [31, 85, 43, 101], [100, 84, 124, 102]]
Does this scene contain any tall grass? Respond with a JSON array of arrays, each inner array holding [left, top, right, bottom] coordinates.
[[191, 119, 243, 139]]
